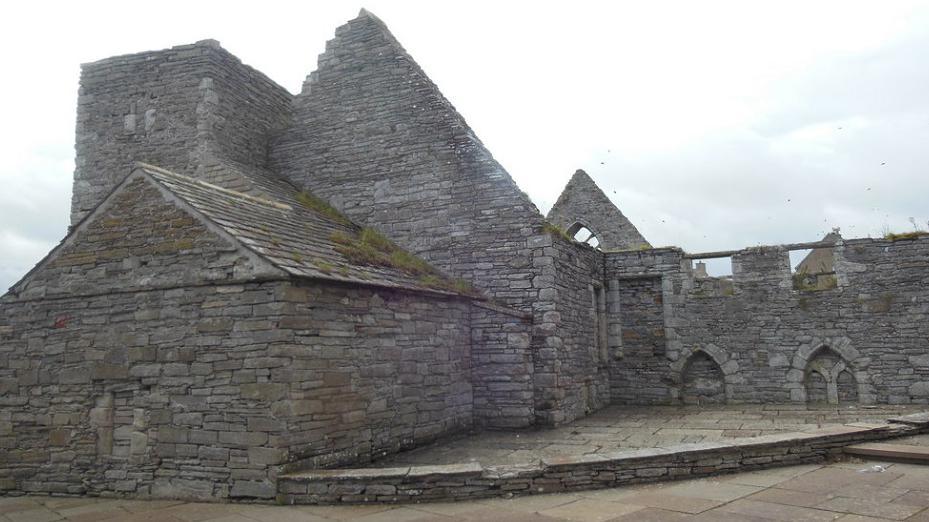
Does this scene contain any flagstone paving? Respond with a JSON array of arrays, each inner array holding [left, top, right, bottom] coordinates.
[[372, 404, 925, 467], [3, 457, 929, 521]]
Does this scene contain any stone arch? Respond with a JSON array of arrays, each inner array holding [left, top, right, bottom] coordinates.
[[671, 344, 740, 403], [680, 352, 726, 404], [786, 337, 872, 404], [566, 221, 602, 249], [836, 367, 858, 403]]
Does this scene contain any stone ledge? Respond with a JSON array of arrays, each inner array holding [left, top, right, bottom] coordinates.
[[889, 412, 929, 427], [277, 418, 925, 505], [845, 442, 929, 462]]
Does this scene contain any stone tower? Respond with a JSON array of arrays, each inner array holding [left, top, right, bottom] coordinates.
[[70, 40, 293, 225]]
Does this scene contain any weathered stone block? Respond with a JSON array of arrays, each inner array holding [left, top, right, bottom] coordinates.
[[92, 363, 128, 380], [248, 447, 284, 466], [48, 429, 70, 446], [219, 431, 268, 446], [59, 367, 90, 384], [231, 480, 274, 498], [151, 478, 214, 500], [241, 383, 288, 402]]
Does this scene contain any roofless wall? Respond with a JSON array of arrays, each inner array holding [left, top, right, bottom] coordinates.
[[604, 236, 929, 405]]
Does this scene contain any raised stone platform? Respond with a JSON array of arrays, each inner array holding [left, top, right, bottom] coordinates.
[[369, 405, 927, 467], [277, 405, 929, 505]]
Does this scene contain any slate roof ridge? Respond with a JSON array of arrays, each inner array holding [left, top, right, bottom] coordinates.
[[137, 163, 293, 211]]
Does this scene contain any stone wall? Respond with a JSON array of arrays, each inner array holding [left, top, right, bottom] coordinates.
[[470, 302, 535, 429], [533, 236, 610, 425], [1, 168, 476, 499], [72, 40, 292, 224], [275, 282, 473, 470], [0, 279, 473, 500], [0, 281, 293, 499], [609, 273, 670, 404], [605, 237, 929, 405]]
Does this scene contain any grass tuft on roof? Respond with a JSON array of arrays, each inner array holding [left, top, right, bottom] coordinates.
[[296, 191, 352, 226], [331, 228, 477, 295]]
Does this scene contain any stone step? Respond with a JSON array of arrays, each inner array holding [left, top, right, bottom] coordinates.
[[845, 442, 929, 463]]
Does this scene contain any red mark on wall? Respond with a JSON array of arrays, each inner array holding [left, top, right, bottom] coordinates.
[[53, 315, 71, 329]]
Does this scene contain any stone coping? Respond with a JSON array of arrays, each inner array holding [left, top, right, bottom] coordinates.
[[277, 417, 928, 505]]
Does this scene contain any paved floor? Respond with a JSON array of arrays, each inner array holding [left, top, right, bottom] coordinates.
[[3, 449, 929, 521], [375, 404, 925, 467]]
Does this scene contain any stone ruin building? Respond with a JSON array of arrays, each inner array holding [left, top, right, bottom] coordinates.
[[1, 9, 927, 502]]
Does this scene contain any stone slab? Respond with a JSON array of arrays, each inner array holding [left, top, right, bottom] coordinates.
[[845, 442, 929, 462]]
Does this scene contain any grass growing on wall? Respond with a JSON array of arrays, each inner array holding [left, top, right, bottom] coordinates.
[[792, 272, 838, 291], [542, 222, 571, 241], [296, 191, 352, 226], [330, 228, 477, 295], [884, 230, 929, 241]]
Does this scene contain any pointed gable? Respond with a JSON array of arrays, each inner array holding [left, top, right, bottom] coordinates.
[[143, 164, 471, 296], [9, 169, 284, 300], [270, 9, 545, 308], [9, 163, 472, 301], [547, 169, 650, 251]]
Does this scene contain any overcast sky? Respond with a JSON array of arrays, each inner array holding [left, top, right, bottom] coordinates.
[[2, 1, 928, 289]]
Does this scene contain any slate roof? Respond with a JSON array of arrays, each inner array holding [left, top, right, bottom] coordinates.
[[138, 163, 470, 297]]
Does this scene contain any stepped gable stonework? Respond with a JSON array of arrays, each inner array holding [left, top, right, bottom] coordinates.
[[547, 169, 651, 251], [1, 8, 928, 503], [272, 10, 546, 310]]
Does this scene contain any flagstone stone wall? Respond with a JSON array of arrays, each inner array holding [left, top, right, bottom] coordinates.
[[605, 237, 929, 406]]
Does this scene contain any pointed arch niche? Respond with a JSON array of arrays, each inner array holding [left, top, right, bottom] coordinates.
[[787, 337, 873, 404], [671, 345, 739, 404]]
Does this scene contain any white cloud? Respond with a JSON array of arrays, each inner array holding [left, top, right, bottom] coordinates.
[[2, 1, 928, 290]]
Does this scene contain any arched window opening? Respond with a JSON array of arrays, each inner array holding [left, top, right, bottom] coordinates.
[[681, 351, 726, 405], [805, 370, 829, 403], [567, 222, 601, 250], [837, 370, 858, 404]]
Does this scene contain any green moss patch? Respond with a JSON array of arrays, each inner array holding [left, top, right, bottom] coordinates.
[[314, 259, 334, 274]]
